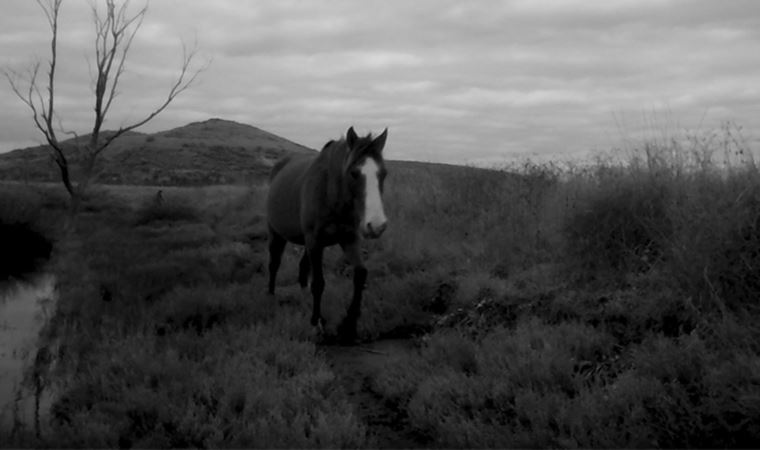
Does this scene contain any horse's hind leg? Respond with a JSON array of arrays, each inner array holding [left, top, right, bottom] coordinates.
[[298, 250, 310, 289], [267, 226, 286, 295]]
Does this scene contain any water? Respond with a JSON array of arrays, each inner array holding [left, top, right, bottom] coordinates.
[[0, 274, 56, 434]]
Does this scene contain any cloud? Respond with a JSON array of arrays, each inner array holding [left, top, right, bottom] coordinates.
[[1, 0, 759, 164], [445, 87, 589, 108]]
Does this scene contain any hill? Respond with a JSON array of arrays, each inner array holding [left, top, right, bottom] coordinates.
[[0, 118, 316, 185]]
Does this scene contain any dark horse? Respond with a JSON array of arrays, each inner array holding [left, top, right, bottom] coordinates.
[[266, 126, 389, 342]]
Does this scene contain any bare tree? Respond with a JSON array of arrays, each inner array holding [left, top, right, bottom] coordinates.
[[4, 0, 203, 206]]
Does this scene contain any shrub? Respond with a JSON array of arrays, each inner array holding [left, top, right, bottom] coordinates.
[[665, 167, 760, 312], [563, 162, 672, 273], [371, 320, 618, 447], [623, 333, 760, 447], [46, 328, 368, 448], [563, 129, 760, 315]]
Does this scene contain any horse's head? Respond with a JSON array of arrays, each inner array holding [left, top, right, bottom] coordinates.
[[344, 126, 388, 239]]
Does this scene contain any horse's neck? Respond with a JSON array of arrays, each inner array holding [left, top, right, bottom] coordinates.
[[323, 145, 351, 211], [325, 172, 352, 213]]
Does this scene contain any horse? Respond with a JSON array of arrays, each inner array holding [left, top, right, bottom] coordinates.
[[266, 126, 389, 342]]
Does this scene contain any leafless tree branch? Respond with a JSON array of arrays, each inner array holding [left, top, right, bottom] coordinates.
[[3, 0, 75, 198], [4, 0, 205, 205], [95, 41, 206, 156]]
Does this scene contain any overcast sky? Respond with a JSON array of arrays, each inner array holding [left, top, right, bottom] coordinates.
[[1, 0, 758, 164]]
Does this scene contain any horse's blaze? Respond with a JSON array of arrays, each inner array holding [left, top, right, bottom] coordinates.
[[360, 158, 387, 238]]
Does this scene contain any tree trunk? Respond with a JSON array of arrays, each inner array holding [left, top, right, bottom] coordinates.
[[53, 157, 75, 199]]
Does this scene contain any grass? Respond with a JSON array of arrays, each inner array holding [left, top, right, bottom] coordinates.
[[1, 184, 368, 447], [2, 122, 760, 447]]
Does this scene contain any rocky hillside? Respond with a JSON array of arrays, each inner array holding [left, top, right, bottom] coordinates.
[[0, 119, 316, 185]]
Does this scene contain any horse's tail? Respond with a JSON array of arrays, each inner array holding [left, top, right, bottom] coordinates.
[[269, 156, 292, 182]]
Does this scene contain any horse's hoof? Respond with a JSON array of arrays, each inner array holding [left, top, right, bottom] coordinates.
[[311, 316, 326, 332], [311, 320, 327, 343], [316, 320, 325, 335], [337, 322, 358, 345]]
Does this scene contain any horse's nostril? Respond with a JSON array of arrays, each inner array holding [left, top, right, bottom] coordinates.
[[366, 222, 387, 237]]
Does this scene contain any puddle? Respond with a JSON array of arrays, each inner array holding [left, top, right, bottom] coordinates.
[[0, 274, 56, 433]]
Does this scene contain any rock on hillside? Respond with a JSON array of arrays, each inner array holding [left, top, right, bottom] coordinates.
[[0, 118, 316, 186]]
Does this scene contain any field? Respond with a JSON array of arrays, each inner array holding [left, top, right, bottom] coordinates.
[[2, 129, 760, 447]]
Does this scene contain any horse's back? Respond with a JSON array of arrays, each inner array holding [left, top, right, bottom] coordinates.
[[266, 155, 315, 244]]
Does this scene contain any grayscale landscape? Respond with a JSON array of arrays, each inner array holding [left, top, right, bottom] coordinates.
[[2, 0, 759, 448]]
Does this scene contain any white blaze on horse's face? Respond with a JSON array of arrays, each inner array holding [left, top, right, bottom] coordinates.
[[359, 158, 387, 238]]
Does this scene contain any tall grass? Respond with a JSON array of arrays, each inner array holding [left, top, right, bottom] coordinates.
[[367, 124, 760, 447], [379, 161, 560, 278], [563, 124, 760, 315]]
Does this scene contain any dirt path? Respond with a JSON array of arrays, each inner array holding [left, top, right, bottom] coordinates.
[[321, 338, 422, 449]]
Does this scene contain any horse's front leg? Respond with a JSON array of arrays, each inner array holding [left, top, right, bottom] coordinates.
[[338, 239, 367, 343], [305, 239, 325, 331]]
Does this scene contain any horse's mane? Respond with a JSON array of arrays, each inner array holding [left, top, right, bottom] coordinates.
[[269, 156, 292, 181], [322, 140, 348, 208]]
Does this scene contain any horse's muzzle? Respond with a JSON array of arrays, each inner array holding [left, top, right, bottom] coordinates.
[[364, 221, 387, 239]]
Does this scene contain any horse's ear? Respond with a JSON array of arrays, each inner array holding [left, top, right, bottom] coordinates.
[[346, 127, 358, 148], [371, 128, 388, 154]]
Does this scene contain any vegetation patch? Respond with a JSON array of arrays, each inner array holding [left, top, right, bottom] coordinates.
[[4, 125, 760, 447]]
